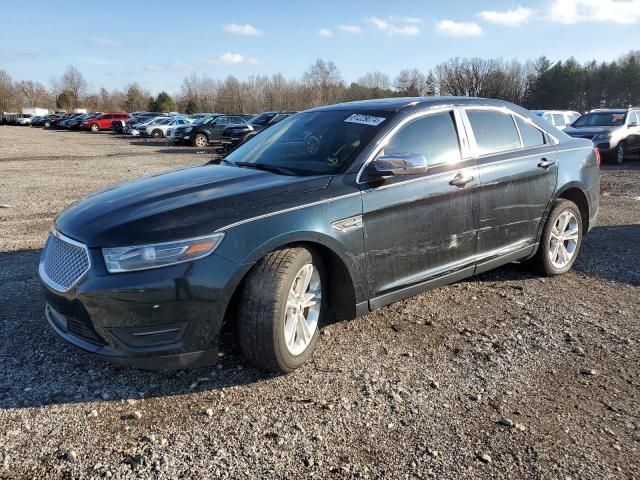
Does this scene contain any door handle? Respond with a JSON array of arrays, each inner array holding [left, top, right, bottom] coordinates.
[[538, 158, 556, 169], [449, 173, 474, 187]]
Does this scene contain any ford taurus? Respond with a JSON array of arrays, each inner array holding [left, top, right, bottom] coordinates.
[[39, 97, 600, 372]]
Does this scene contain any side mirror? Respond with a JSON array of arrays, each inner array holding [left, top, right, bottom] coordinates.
[[368, 153, 428, 177]]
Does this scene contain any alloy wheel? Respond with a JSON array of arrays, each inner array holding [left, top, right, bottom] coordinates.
[[195, 135, 207, 148], [616, 144, 624, 164], [283, 264, 321, 356], [549, 211, 579, 269]]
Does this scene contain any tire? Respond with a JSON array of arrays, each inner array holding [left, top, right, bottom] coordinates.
[[151, 129, 163, 138], [90, 123, 99, 132], [528, 199, 582, 276], [193, 133, 208, 148], [44, 122, 50, 128], [612, 142, 625, 165], [238, 247, 326, 372]]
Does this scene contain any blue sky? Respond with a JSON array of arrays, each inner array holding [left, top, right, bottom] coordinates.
[[2, 0, 640, 94]]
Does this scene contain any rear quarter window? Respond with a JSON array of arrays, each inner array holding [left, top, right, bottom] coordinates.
[[515, 116, 546, 148], [467, 109, 521, 155]]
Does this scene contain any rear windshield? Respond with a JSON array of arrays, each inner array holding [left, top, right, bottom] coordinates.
[[573, 112, 626, 127]]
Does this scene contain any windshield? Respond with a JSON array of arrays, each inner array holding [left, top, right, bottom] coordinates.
[[573, 112, 626, 127], [249, 112, 277, 126], [224, 110, 390, 176], [192, 116, 217, 125]]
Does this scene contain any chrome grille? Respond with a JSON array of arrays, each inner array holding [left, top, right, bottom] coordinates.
[[40, 231, 90, 292]]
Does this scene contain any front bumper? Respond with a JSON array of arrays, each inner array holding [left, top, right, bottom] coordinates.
[[40, 246, 244, 370]]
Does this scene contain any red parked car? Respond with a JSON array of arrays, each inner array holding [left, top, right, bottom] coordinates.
[[81, 113, 129, 132]]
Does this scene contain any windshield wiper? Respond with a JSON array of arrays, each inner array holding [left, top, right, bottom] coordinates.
[[232, 161, 297, 176]]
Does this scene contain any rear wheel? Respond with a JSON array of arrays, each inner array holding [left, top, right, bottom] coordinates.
[[613, 142, 625, 165], [90, 123, 99, 132], [528, 199, 582, 276], [238, 247, 325, 372], [193, 133, 208, 148]]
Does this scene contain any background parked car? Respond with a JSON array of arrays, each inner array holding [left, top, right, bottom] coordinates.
[[15, 114, 33, 126], [221, 111, 297, 151], [140, 117, 192, 138], [564, 107, 640, 164], [173, 114, 247, 147], [532, 110, 581, 130], [128, 116, 171, 136], [81, 113, 129, 132]]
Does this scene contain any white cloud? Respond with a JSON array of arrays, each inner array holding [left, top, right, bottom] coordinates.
[[436, 20, 483, 37], [222, 23, 263, 35], [87, 36, 125, 48], [550, 0, 640, 24], [319, 28, 333, 37], [337, 24, 362, 34], [217, 52, 260, 65], [367, 16, 421, 35], [478, 6, 534, 26]]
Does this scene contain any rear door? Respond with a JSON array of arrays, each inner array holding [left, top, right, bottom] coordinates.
[[464, 108, 558, 262], [361, 109, 479, 302]]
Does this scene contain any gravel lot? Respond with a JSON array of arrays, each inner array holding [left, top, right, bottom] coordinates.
[[1, 126, 639, 479]]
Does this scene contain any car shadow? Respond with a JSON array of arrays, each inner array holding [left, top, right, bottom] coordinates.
[[465, 224, 640, 287], [2, 225, 636, 409], [0, 249, 273, 410]]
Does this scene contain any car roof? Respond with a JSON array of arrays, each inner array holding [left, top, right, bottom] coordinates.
[[309, 96, 527, 113]]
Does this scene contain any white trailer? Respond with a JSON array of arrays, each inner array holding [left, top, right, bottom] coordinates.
[[73, 108, 87, 114], [22, 107, 49, 117]]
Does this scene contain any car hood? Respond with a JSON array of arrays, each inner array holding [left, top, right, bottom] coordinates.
[[564, 126, 618, 137], [54, 164, 332, 247]]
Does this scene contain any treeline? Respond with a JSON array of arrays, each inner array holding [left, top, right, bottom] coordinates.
[[1, 52, 639, 115]]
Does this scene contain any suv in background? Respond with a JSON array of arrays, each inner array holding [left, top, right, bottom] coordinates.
[[564, 108, 640, 164], [532, 110, 581, 130], [81, 113, 129, 132], [173, 114, 247, 147], [221, 111, 297, 151]]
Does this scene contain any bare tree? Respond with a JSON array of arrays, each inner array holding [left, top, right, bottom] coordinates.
[[302, 59, 344, 106], [60, 65, 87, 109], [358, 71, 391, 91], [0, 70, 15, 113], [394, 69, 427, 96], [16, 80, 49, 107]]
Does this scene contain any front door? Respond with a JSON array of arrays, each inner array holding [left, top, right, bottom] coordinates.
[[360, 110, 479, 303]]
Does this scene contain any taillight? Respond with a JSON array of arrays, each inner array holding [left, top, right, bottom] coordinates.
[[594, 148, 601, 167]]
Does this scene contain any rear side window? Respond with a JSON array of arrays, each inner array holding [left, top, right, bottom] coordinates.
[[383, 111, 461, 167], [467, 110, 521, 155], [515, 116, 546, 148]]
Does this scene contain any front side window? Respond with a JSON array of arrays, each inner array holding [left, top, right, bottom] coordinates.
[[552, 114, 565, 126], [381, 111, 461, 167], [224, 110, 389, 176], [515, 116, 546, 148], [628, 112, 639, 124], [215, 117, 229, 126], [467, 109, 521, 155]]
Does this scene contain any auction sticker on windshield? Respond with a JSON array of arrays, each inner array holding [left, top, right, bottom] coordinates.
[[344, 114, 386, 126]]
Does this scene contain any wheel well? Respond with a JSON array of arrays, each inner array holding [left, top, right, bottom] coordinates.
[[558, 187, 589, 234], [222, 242, 358, 331]]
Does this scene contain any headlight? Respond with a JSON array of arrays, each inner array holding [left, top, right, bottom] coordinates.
[[102, 233, 224, 273], [593, 132, 611, 141], [184, 127, 193, 133]]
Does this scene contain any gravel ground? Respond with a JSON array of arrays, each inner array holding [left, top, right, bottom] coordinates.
[[0, 126, 639, 479]]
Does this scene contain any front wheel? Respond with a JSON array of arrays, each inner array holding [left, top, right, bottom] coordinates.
[[528, 199, 582, 276], [151, 129, 163, 138], [90, 123, 99, 132], [238, 247, 325, 372], [193, 133, 208, 148]]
